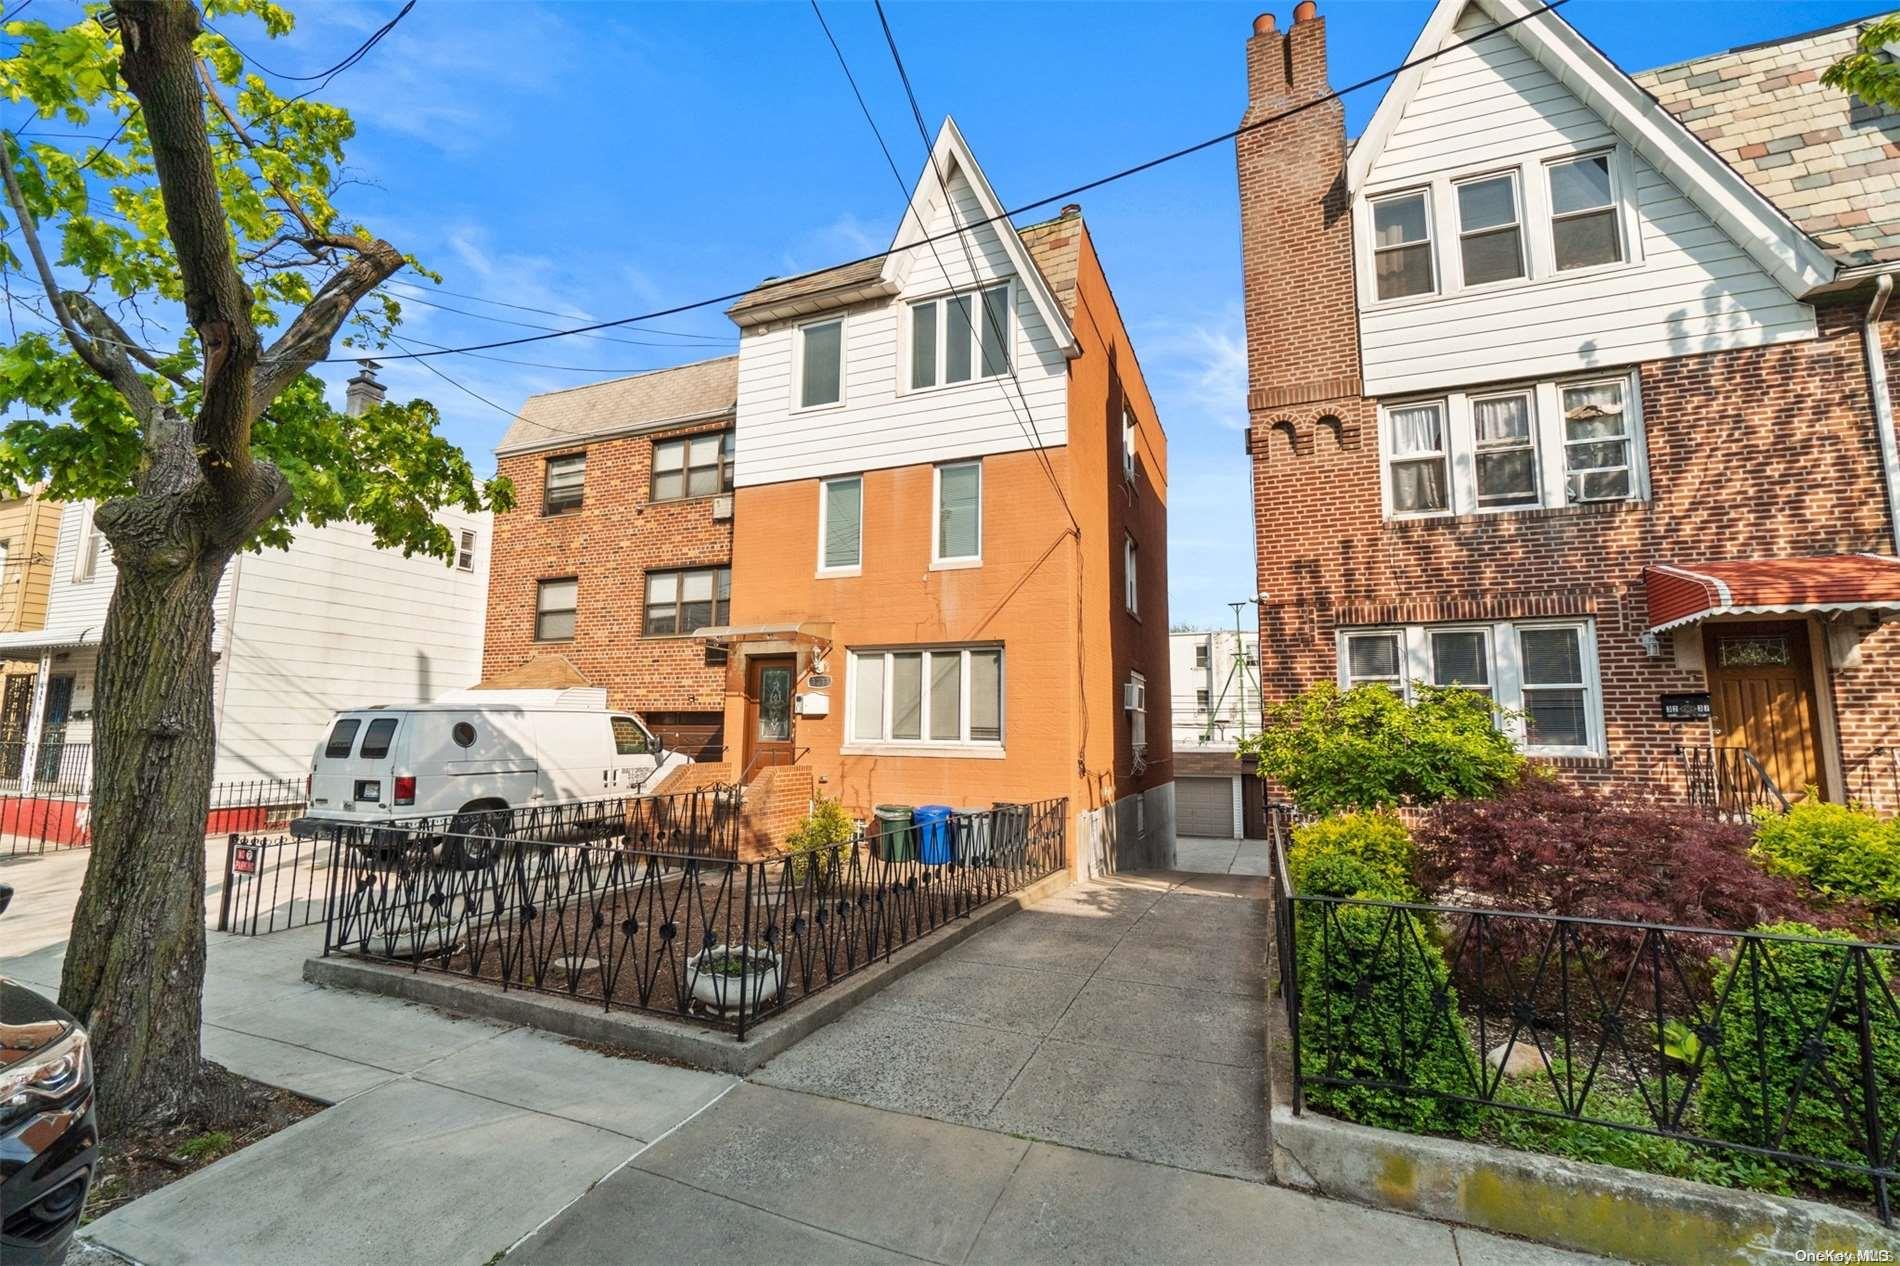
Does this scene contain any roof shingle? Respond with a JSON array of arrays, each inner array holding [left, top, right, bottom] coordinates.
[[496, 354, 738, 456]]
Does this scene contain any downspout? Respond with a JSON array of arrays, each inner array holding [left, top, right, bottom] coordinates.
[[1862, 273, 1900, 555]]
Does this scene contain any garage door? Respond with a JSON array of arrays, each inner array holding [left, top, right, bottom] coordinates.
[[1177, 777, 1235, 838]]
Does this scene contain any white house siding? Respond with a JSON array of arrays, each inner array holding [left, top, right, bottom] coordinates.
[[733, 167, 1069, 488], [213, 512, 490, 782], [1354, 7, 1817, 397]]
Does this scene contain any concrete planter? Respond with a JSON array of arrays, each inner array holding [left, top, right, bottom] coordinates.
[[686, 945, 785, 1017]]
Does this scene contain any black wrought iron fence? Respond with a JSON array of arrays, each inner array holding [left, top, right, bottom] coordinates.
[[1677, 744, 1791, 822], [323, 796, 1067, 1039], [0, 740, 92, 795], [218, 831, 332, 936], [1267, 809, 1898, 1224]]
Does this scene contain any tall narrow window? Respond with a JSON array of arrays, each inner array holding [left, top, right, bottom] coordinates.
[[1128, 671, 1147, 752], [820, 476, 863, 572], [535, 578, 577, 642], [455, 528, 477, 572], [1429, 629, 1492, 699], [799, 319, 843, 408], [945, 295, 974, 384], [1344, 631, 1405, 692], [907, 284, 1010, 390], [969, 648, 1002, 742], [652, 430, 733, 501], [1561, 379, 1633, 503], [979, 285, 1011, 377], [1549, 153, 1622, 270], [935, 461, 981, 563], [1122, 406, 1137, 481], [890, 652, 923, 740], [544, 453, 585, 515], [1472, 391, 1538, 508], [1124, 535, 1139, 614], [909, 301, 937, 390], [1520, 626, 1591, 751], [1372, 191, 1434, 299], [1387, 402, 1449, 514], [1456, 173, 1524, 285], [71, 508, 99, 582]]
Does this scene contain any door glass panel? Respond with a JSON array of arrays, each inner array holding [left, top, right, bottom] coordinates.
[[758, 667, 792, 741], [1718, 635, 1792, 668]]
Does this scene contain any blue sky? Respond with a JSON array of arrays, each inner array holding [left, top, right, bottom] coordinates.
[[19, 0, 1886, 625]]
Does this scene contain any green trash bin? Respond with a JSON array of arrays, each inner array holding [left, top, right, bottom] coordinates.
[[874, 805, 915, 862]]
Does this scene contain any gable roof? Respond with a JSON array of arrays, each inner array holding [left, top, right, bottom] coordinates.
[[1347, 0, 1838, 297], [725, 118, 1079, 354], [495, 354, 737, 457], [1635, 15, 1900, 269]]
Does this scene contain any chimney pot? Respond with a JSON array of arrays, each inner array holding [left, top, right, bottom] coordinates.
[[1293, 0, 1317, 22], [1252, 13, 1276, 35], [1060, 203, 1082, 219]]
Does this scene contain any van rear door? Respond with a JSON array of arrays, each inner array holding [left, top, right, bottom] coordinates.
[[308, 711, 404, 819]]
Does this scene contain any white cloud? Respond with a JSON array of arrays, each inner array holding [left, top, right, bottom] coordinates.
[[1143, 309, 1248, 431]]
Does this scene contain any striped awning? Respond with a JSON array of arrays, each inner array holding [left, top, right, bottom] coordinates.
[[1644, 555, 1900, 634]]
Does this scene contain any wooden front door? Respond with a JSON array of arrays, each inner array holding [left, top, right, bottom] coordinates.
[[743, 655, 796, 777], [1704, 621, 1827, 801]]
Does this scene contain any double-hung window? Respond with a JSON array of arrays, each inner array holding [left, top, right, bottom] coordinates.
[[1124, 536, 1139, 615], [1343, 630, 1406, 692], [1519, 625, 1591, 752], [1196, 688, 1210, 711], [455, 529, 477, 572], [535, 578, 577, 642], [1387, 401, 1449, 514], [798, 318, 844, 409], [1429, 628, 1493, 699], [934, 461, 981, 565], [1471, 390, 1539, 508], [71, 508, 99, 582], [819, 475, 863, 572], [1562, 379, 1633, 503], [644, 566, 731, 636], [1548, 152, 1622, 271], [848, 646, 1004, 749], [1372, 190, 1435, 299], [1194, 643, 1209, 670], [544, 453, 585, 515], [1122, 407, 1137, 481], [909, 284, 1011, 390], [1455, 173, 1524, 286], [1128, 671, 1148, 752], [652, 431, 733, 501]]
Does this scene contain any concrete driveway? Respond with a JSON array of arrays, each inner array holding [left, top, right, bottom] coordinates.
[[1169, 835, 1273, 877]]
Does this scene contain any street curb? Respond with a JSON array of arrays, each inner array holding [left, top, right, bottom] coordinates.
[[303, 867, 1074, 1076]]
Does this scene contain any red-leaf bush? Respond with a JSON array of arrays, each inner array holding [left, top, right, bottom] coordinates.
[[1413, 777, 1836, 932]]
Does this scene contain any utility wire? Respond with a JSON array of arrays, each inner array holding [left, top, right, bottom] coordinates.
[[381, 279, 724, 339], [375, 287, 732, 348], [318, 0, 1568, 365]]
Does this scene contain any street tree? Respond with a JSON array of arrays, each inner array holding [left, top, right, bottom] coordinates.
[[1823, 15, 1900, 110], [0, 0, 511, 1130]]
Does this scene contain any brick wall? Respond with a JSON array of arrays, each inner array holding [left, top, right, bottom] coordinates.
[[485, 418, 735, 752], [736, 763, 814, 861]]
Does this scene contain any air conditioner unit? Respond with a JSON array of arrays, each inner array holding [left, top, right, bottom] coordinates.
[[1123, 679, 1145, 711], [711, 494, 734, 521]]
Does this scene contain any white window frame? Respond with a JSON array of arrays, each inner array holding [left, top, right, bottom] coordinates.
[[1451, 169, 1527, 291], [1469, 387, 1541, 511], [1122, 406, 1137, 482], [816, 474, 863, 577], [71, 507, 99, 583], [792, 315, 846, 412], [843, 645, 1006, 757], [1367, 187, 1438, 303], [1335, 619, 1604, 758], [1378, 371, 1646, 519], [901, 281, 1014, 395], [1124, 535, 1139, 615], [1381, 399, 1452, 519], [1128, 670, 1148, 753], [1544, 148, 1626, 276], [931, 460, 983, 569], [455, 528, 477, 573], [1426, 625, 1495, 699]]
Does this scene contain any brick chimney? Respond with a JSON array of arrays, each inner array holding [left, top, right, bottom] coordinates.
[[1236, 3, 1362, 415], [345, 360, 386, 417]]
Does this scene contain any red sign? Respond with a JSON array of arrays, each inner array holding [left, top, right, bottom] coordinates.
[[232, 845, 259, 875]]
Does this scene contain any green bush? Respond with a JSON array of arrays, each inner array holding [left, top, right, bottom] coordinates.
[[1695, 922, 1900, 1195], [784, 796, 857, 878], [1288, 812, 1414, 897], [1752, 801, 1900, 915], [1242, 682, 1524, 817]]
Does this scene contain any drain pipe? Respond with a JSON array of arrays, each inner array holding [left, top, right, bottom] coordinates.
[[1862, 273, 1900, 556]]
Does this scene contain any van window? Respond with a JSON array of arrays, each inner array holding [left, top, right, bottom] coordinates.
[[360, 717, 398, 759], [323, 718, 361, 758], [611, 716, 650, 756]]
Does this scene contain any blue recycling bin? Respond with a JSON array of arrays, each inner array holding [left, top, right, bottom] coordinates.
[[914, 805, 954, 865]]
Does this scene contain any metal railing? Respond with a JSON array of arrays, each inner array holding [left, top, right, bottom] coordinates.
[[2, 773, 306, 857], [323, 795, 1067, 1040], [1677, 744, 1791, 822], [1268, 809, 1897, 1224], [0, 740, 92, 795]]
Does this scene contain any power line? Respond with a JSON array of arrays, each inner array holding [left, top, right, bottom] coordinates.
[[380, 280, 721, 339], [375, 287, 732, 349], [319, 0, 1567, 365]]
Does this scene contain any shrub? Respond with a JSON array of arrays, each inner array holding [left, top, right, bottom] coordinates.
[[1695, 922, 1900, 1196], [1288, 812, 1414, 897], [784, 796, 857, 878], [1752, 801, 1900, 916], [1241, 682, 1523, 817]]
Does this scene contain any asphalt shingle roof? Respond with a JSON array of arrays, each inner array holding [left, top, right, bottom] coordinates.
[[496, 354, 738, 456], [1635, 15, 1900, 267]]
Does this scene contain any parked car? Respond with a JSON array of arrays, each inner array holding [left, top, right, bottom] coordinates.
[[0, 884, 97, 1266], [290, 688, 690, 847]]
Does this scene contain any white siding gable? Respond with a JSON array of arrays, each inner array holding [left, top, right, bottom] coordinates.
[[734, 163, 1068, 488], [40, 501, 235, 649], [1354, 5, 1818, 397]]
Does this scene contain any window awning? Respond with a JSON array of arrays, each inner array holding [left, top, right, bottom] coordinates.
[[1644, 555, 1900, 634]]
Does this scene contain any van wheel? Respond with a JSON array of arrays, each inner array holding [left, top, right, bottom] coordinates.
[[446, 803, 509, 869]]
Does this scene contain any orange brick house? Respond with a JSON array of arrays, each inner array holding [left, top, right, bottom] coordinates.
[[485, 358, 738, 759], [698, 120, 1175, 875]]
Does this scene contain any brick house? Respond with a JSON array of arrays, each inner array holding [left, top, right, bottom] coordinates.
[[1240, 0, 1900, 812], [485, 357, 738, 760]]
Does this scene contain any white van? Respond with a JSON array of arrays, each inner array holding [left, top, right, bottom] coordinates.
[[290, 687, 689, 839]]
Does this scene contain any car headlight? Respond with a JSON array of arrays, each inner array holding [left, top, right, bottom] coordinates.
[[1, 1025, 89, 1115]]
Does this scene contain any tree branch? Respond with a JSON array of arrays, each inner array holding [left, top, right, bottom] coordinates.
[[65, 291, 197, 393], [251, 235, 404, 410], [194, 57, 327, 246]]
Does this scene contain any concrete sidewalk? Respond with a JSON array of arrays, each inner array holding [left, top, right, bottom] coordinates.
[[1174, 834, 1272, 877]]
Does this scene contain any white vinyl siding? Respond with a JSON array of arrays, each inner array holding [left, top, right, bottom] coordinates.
[[1378, 370, 1646, 518], [845, 645, 1004, 753], [1353, 11, 1817, 396], [1337, 618, 1603, 757], [732, 166, 1067, 488]]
